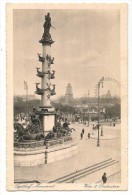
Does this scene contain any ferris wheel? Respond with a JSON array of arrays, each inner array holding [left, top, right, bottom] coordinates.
[[95, 77, 120, 97]]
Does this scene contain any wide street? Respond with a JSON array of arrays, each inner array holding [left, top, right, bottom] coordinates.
[[15, 122, 121, 183]]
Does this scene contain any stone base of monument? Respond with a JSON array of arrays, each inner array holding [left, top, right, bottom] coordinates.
[[42, 114, 56, 135], [36, 109, 56, 135], [14, 136, 77, 166]]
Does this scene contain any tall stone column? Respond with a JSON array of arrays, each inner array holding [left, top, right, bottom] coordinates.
[[41, 45, 51, 108], [35, 13, 56, 135]]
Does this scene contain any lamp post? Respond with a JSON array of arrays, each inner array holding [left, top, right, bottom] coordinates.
[[97, 77, 104, 147], [101, 125, 103, 136], [95, 76, 120, 146], [87, 90, 90, 126]]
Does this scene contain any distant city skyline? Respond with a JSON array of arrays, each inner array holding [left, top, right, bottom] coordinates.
[[14, 89, 120, 100], [14, 9, 120, 99]]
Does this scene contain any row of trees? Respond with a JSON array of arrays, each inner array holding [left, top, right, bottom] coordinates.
[[14, 97, 40, 114], [58, 96, 120, 105], [14, 96, 121, 120]]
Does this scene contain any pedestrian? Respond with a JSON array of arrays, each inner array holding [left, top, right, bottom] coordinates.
[[80, 132, 83, 140], [88, 133, 90, 139], [82, 128, 84, 134], [102, 172, 107, 184], [93, 124, 94, 130]]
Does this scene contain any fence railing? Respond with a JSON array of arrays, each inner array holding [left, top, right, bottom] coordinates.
[[14, 135, 73, 150]]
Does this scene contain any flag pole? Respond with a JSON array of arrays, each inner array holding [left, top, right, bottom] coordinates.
[[87, 90, 90, 126]]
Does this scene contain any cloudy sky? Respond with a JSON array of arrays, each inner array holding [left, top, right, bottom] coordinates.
[[13, 9, 120, 99]]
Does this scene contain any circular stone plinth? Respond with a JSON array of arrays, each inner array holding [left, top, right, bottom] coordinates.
[[14, 138, 78, 166]]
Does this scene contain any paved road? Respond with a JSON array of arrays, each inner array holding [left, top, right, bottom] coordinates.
[[15, 122, 121, 183]]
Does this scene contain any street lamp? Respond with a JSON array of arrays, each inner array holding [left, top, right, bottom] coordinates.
[[87, 90, 90, 126], [97, 77, 104, 147], [95, 76, 120, 146]]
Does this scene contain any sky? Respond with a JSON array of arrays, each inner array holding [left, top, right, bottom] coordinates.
[[13, 9, 120, 99]]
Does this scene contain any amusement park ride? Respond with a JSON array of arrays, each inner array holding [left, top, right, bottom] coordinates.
[[14, 13, 77, 167]]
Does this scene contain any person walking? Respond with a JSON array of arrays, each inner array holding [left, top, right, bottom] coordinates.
[[88, 133, 90, 139], [80, 132, 83, 140], [102, 172, 107, 184], [82, 128, 84, 134]]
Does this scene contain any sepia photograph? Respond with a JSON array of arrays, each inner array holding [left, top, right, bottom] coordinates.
[[6, 3, 127, 191]]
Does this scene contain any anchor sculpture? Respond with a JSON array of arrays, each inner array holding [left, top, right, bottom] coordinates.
[[37, 53, 45, 62], [46, 54, 54, 67], [36, 67, 48, 78], [50, 84, 56, 96], [46, 83, 56, 96], [47, 70, 56, 79]]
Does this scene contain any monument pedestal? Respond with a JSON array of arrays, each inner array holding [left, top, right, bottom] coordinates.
[[14, 14, 78, 168], [43, 114, 55, 131], [14, 136, 78, 166], [37, 106, 56, 135]]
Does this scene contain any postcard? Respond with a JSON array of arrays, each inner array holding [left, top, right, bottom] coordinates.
[[6, 3, 127, 191]]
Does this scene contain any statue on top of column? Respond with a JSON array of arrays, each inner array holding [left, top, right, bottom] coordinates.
[[43, 13, 52, 41]]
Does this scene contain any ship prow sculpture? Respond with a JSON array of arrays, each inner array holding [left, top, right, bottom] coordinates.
[[14, 13, 78, 166]]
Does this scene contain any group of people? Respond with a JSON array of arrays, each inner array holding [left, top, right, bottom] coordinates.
[[80, 128, 91, 140]]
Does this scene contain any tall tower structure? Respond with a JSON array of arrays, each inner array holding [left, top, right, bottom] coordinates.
[[35, 13, 56, 134], [106, 90, 112, 98], [14, 13, 78, 167], [65, 83, 73, 103]]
